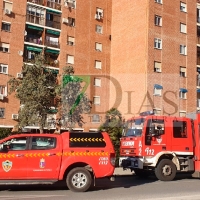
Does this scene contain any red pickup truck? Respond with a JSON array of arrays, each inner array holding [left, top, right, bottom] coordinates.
[[0, 131, 115, 192]]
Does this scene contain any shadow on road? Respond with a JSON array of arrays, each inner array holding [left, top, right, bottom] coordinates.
[[0, 173, 197, 192]]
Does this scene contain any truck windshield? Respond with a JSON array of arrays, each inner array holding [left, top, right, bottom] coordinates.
[[122, 118, 144, 137]]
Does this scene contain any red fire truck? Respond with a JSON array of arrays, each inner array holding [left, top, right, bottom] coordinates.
[[0, 131, 115, 192], [120, 111, 200, 181]]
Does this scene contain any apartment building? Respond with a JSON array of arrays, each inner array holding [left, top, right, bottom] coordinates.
[[0, 0, 111, 132], [110, 0, 198, 120], [0, 0, 200, 133]]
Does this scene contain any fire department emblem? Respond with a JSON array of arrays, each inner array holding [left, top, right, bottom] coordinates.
[[156, 136, 162, 144], [39, 158, 45, 168], [2, 160, 12, 172]]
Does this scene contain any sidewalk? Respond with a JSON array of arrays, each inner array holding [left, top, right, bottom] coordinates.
[[114, 167, 134, 176]]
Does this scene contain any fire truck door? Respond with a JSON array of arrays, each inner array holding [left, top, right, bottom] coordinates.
[[0, 136, 28, 179], [27, 136, 61, 179], [171, 120, 193, 153]]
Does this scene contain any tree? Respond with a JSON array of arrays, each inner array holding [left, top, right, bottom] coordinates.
[[59, 66, 91, 130], [99, 108, 123, 166], [8, 54, 60, 133]]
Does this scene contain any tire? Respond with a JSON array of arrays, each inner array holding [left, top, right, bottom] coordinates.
[[134, 169, 150, 178], [66, 167, 92, 192], [155, 159, 177, 181]]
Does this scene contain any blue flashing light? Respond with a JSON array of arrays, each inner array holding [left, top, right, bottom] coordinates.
[[139, 111, 154, 116]]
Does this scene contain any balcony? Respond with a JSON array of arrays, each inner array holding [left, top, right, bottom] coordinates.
[[25, 35, 42, 45], [27, 0, 44, 6], [47, 1, 61, 10], [46, 20, 61, 29], [45, 39, 60, 48], [26, 14, 45, 26]]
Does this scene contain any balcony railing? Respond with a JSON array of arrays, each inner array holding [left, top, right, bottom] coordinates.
[[47, 1, 61, 10], [45, 39, 60, 48], [198, 17, 200, 23], [197, 36, 200, 44], [197, 99, 200, 107], [27, 0, 44, 6], [46, 20, 61, 29], [25, 36, 42, 45], [26, 14, 45, 26], [197, 57, 200, 65]]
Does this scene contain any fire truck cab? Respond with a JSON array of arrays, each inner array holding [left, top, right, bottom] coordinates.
[[120, 111, 200, 181]]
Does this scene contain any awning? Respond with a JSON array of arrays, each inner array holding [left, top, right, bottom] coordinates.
[[27, 25, 43, 31], [26, 46, 42, 52], [197, 89, 200, 93], [180, 88, 188, 93], [44, 68, 59, 74], [46, 29, 60, 35], [45, 49, 60, 54], [46, 9, 61, 14], [154, 84, 163, 89]]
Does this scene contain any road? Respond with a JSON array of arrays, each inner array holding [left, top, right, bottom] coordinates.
[[0, 173, 200, 200]]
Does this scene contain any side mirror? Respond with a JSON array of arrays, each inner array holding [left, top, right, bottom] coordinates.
[[0, 144, 9, 153]]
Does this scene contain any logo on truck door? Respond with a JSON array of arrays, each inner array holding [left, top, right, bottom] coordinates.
[[2, 160, 12, 172]]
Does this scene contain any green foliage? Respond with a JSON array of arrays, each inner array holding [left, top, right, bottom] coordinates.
[[60, 66, 91, 130], [99, 108, 123, 167], [7, 54, 60, 132], [0, 128, 12, 140]]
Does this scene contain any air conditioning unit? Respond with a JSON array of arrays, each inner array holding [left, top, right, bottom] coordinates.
[[12, 114, 19, 120], [0, 94, 4, 100], [95, 14, 101, 20], [4, 9, 11, 15], [62, 18, 69, 24], [17, 73, 23, 79]]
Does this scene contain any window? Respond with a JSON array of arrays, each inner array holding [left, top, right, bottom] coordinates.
[[3, 1, 12, 12], [65, 0, 76, 8], [0, 86, 7, 96], [180, 45, 187, 55], [0, 108, 5, 118], [154, 84, 163, 96], [27, 5, 45, 26], [92, 114, 100, 123], [67, 36, 75, 46], [93, 96, 100, 105], [154, 61, 161, 72], [180, 23, 186, 33], [31, 137, 56, 150], [67, 55, 74, 64], [173, 121, 187, 138], [95, 43, 102, 51], [96, 25, 103, 34], [154, 38, 162, 49], [180, 2, 187, 12], [154, 88, 162, 96], [1, 137, 28, 150], [0, 64, 8, 74], [95, 8, 103, 19], [68, 17, 75, 27], [0, 43, 9, 53], [180, 67, 186, 77], [2, 22, 11, 31], [155, 0, 162, 4], [94, 78, 101, 87], [179, 111, 186, 117], [155, 15, 162, 26], [179, 88, 187, 99], [153, 109, 161, 116], [95, 60, 102, 69]]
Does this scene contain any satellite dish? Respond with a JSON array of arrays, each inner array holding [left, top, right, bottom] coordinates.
[[24, 31, 27, 36], [18, 51, 23, 56]]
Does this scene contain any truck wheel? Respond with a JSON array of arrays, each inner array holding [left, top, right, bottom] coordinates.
[[155, 159, 176, 181], [66, 167, 92, 192], [134, 169, 150, 178]]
